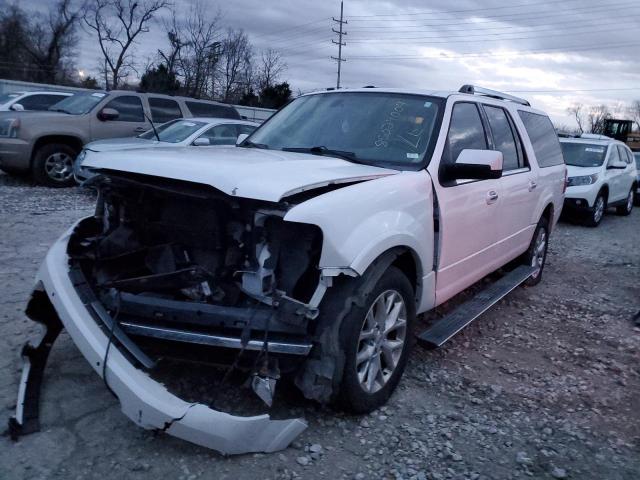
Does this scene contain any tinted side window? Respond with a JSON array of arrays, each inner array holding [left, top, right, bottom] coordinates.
[[103, 96, 145, 122], [238, 124, 257, 135], [149, 98, 182, 123], [484, 105, 519, 171], [185, 101, 241, 119], [444, 102, 487, 166], [607, 145, 620, 166], [19, 94, 68, 110], [617, 145, 632, 164], [518, 111, 563, 167], [198, 124, 239, 145]]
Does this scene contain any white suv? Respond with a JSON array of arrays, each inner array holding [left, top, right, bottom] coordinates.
[[560, 134, 637, 226], [11, 86, 566, 454]]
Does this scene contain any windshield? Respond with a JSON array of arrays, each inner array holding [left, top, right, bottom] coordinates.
[[0, 93, 20, 104], [48, 92, 107, 115], [560, 142, 607, 167], [138, 119, 207, 143], [247, 92, 444, 168]]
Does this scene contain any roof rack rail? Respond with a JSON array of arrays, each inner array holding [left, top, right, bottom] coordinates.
[[459, 85, 530, 107]]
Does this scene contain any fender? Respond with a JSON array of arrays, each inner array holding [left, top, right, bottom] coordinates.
[[284, 169, 435, 309]]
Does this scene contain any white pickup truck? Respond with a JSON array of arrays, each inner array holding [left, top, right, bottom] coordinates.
[[10, 86, 566, 455]]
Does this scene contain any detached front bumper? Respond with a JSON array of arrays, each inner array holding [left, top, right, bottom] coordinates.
[[10, 221, 307, 455]]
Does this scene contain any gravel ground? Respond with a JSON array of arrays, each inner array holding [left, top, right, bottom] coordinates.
[[0, 172, 638, 480]]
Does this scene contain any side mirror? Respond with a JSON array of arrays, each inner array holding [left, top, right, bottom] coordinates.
[[607, 160, 627, 170], [236, 133, 249, 146], [98, 108, 119, 121], [192, 137, 210, 146], [442, 149, 503, 182], [10, 103, 24, 112]]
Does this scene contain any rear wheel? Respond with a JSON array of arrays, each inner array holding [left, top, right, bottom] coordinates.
[[523, 217, 549, 287], [32, 143, 77, 187], [336, 266, 415, 413], [584, 193, 605, 227], [615, 189, 634, 216]]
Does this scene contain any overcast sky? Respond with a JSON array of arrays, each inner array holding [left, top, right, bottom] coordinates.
[[65, 0, 640, 127]]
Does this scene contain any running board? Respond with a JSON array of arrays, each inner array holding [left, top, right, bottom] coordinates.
[[417, 265, 536, 348]]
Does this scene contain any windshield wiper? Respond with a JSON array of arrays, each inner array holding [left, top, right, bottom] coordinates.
[[241, 140, 269, 149], [282, 146, 364, 164]]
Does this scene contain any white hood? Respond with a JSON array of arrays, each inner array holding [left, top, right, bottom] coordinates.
[[566, 165, 602, 178], [82, 146, 397, 202], [86, 137, 157, 152]]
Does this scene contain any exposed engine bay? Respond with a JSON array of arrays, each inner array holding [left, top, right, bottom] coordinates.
[[67, 171, 328, 404]]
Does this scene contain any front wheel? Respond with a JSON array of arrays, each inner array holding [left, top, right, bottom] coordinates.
[[584, 193, 606, 227], [337, 266, 415, 413], [32, 143, 77, 187], [616, 189, 634, 216], [523, 217, 549, 287]]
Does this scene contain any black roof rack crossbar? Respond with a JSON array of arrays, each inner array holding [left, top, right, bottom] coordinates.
[[459, 85, 530, 107]]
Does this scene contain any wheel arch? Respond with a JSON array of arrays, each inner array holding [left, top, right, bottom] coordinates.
[[31, 135, 84, 167]]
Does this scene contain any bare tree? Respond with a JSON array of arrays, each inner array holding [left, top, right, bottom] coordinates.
[[84, 0, 169, 90], [0, 4, 32, 81], [567, 103, 585, 134], [587, 104, 611, 135], [629, 100, 640, 131], [257, 48, 286, 91], [218, 28, 252, 102], [160, 2, 222, 98]]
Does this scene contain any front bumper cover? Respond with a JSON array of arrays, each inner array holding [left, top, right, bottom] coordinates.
[[9, 221, 307, 455]]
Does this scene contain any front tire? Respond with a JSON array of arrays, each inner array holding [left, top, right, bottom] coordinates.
[[584, 193, 606, 227], [32, 143, 77, 187], [523, 217, 549, 287], [337, 266, 415, 413], [616, 189, 634, 216]]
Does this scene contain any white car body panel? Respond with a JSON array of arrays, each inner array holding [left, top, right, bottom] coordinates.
[[34, 222, 307, 455], [82, 146, 398, 202]]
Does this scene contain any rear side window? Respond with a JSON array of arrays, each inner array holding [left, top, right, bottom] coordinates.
[[198, 124, 239, 145], [18, 94, 68, 111], [443, 102, 487, 166], [518, 111, 564, 167], [103, 96, 145, 122], [185, 101, 240, 119], [617, 145, 632, 164], [149, 98, 182, 123], [484, 105, 521, 171]]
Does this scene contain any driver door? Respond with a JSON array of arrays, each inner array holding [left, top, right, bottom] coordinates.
[[90, 95, 150, 141], [427, 101, 504, 305]]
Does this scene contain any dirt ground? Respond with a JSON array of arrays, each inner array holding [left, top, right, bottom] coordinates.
[[0, 172, 638, 480]]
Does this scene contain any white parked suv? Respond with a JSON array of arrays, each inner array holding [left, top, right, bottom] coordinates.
[[10, 86, 566, 454], [560, 134, 637, 226]]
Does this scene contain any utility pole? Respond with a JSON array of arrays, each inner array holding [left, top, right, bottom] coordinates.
[[331, 1, 347, 89]]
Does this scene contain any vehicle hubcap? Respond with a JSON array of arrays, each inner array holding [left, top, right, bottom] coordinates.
[[593, 196, 604, 223], [44, 152, 74, 182], [530, 229, 547, 278], [356, 290, 407, 394]]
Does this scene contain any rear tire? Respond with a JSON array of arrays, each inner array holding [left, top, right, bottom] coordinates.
[[336, 266, 415, 413], [584, 193, 606, 227], [523, 217, 549, 287], [32, 143, 77, 187], [616, 189, 634, 216]]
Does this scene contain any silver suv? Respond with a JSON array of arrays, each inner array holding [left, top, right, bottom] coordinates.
[[0, 90, 240, 186]]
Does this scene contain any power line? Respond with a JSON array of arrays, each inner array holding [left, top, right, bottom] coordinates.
[[347, 41, 640, 60], [250, 17, 331, 40], [331, 1, 347, 89]]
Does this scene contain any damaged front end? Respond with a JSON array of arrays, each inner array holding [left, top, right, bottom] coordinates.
[[9, 171, 336, 454]]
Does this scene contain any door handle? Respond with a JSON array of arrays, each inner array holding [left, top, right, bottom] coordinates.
[[528, 180, 537, 191], [486, 190, 499, 204], [134, 127, 146, 132]]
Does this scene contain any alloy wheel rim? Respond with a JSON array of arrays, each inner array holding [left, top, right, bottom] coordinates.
[[530, 230, 546, 278], [594, 197, 604, 223], [355, 289, 407, 394], [627, 191, 633, 212], [44, 152, 74, 182]]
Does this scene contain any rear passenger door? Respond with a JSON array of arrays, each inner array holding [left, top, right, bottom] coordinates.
[[429, 101, 504, 304], [91, 95, 150, 140], [482, 104, 538, 259]]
